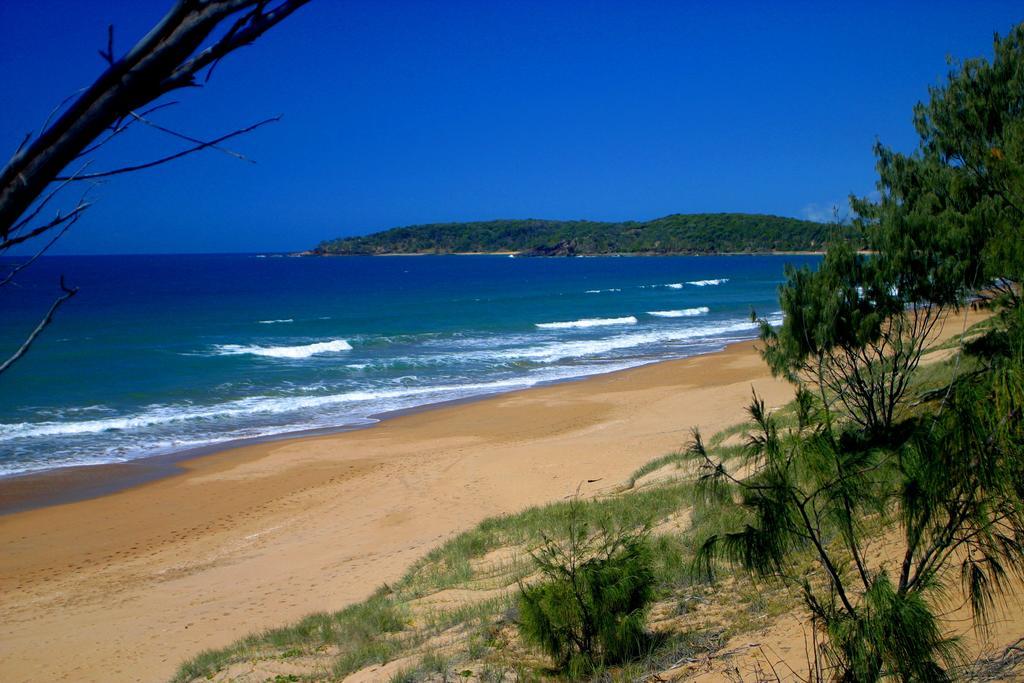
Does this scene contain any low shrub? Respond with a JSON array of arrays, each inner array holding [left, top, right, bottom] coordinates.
[[517, 498, 655, 678]]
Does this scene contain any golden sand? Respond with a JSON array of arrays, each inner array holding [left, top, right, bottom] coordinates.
[[1, 309, 1007, 681]]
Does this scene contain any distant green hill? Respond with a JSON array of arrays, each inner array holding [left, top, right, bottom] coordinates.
[[314, 213, 855, 256]]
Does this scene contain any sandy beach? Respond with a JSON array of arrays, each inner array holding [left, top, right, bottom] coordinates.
[[0, 338, 797, 682]]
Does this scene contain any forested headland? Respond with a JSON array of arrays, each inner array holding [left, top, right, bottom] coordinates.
[[314, 213, 857, 256]]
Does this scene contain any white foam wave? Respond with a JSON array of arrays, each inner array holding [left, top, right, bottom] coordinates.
[[0, 372, 590, 444], [214, 339, 352, 358], [687, 278, 729, 286], [584, 288, 622, 294], [386, 313, 783, 368], [535, 316, 638, 329], [666, 283, 684, 289], [508, 314, 781, 364], [0, 311, 786, 474], [257, 318, 294, 324], [647, 307, 710, 318]]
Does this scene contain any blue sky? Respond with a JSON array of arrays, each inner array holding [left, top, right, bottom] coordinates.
[[1, 1, 1021, 254]]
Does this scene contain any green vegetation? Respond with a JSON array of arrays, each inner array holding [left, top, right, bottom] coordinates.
[[517, 500, 655, 677], [691, 24, 1024, 681], [171, 483, 710, 682], [759, 240, 946, 434], [171, 313, 1007, 681], [315, 213, 854, 256], [172, 461, 811, 681], [173, 22, 1024, 683]]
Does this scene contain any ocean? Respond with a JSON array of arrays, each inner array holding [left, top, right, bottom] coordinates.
[[0, 253, 817, 477]]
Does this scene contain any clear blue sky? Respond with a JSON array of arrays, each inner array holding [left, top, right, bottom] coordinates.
[[1, 1, 1021, 254]]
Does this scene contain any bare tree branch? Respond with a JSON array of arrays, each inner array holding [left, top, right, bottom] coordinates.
[[1, 203, 90, 252], [74, 101, 179, 159], [35, 88, 89, 146], [53, 116, 279, 180], [163, 1, 310, 91], [98, 24, 116, 65], [1, 220, 77, 289], [0, 277, 78, 376], [0, 0, 310, 237], [0, 0, 310, 378], [11, 132, 33, 159], [7, 161, 93, 239], [124, 110, 255, 163]]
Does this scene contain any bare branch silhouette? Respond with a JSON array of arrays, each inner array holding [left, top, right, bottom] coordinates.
[[0, 277, 79, 375], [0, 0, 311, 376], [52, 116, 278, 181], [0, 0, 309, 236]]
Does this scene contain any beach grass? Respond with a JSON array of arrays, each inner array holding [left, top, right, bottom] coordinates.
[[171, 321, 985, 682], [170, 434, 792, 682], [171, 476, 708, 681]]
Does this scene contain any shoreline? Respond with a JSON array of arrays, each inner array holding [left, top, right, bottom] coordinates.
[[0, 309, 987, 683], [305, 250, 830, 257], [6, 307, 791, 514], [1, 338, 797, 682], [0, 349, 721, 516]]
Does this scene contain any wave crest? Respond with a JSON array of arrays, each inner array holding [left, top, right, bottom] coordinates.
[[687, 278, 729, 286], [647, 307, 710, 317], [535, 316, 638, 329], [215, 339, 352, 358]]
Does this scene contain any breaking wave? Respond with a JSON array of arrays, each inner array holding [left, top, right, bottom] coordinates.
[[214, 339, 352, 358], [535, 316, 638, 329], [647, 307, 710, 317]]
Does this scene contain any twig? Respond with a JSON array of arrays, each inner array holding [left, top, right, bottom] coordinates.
[[74, 101, 179, 159], [0, 276, 78, 376], [53, 116, 280, 180], [1, 202, 90, 252], [126, 111, 254, 163], [98, 24, 115, 65], [0, 218, 76, 288]]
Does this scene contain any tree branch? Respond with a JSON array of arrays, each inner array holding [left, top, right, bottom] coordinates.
[[52, 116, 279, 180], [1, 203, 90, 252], [125, 110, 255, 163], [0, 0, 309, 237], [0, 219, 76, 288], [0, 276, 78, 376]]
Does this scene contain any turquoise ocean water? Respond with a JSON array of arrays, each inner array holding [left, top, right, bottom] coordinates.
[[0, 254, 818, 476]]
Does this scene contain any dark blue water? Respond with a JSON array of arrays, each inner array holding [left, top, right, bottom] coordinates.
[[0, 253, 817, 475]]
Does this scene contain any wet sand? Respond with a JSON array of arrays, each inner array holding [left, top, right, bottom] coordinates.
[[0, 339, 795, 682], [1, 309, 991, 682]]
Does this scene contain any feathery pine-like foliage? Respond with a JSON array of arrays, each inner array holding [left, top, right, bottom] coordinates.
[[697, 27, 1024, 679], [851, 24, 1024, 307], [758, 242, 944, 434], [517, 498, 655, 678], [760, 24, 1024, 437], [690, 348, 1024, 681], [316, 213, 853, 255]]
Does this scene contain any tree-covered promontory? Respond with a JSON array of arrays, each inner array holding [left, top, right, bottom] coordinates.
[[314, 213, 854, 256]]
